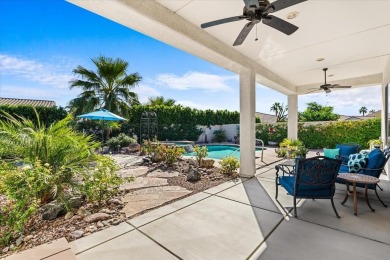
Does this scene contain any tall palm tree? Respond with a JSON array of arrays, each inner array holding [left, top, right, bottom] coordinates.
[[359, 106, 368, 116], [68, 56, 141, 116], [270, 102, 288, 122], [147, 96, 176, 106]]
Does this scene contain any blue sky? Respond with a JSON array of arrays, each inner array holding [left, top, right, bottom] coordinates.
[[0, 0, 382, 115]]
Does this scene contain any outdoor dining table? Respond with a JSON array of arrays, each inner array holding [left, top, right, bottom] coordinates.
[[337, 173, 380, 216]]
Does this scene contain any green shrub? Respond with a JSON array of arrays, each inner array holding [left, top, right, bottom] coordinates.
[[0, 160, 51, 245], [107, 133, 137, 149], [213, 129, 226, 143], [256, 118, 381, 149], [220, 157, 240, 175], [0, 105, 67, 126], [194, 145, 208, 166], [156, 145, 185, 166], [81, 155, 125, 205], [124, 105, 239, 141]]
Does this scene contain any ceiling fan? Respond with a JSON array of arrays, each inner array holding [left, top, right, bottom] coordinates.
[[314, 68, 352, 94], [200, 0, 307, 46]]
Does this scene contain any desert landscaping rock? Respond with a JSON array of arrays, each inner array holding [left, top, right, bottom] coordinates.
[[200, 158, 215, 168], [39, 201, 65, 220], [77, 208, 90, 217], [120, 177, 168, 191], [108, 198, 124, 205], [72, 230, 84, 239], [15, 235, 24, 246], [64, 212, 74, 220], [187, 167, 201, 181], [147, 169, 179, 178], [84, 213, 110, 223], [122, 186, 191, 217]]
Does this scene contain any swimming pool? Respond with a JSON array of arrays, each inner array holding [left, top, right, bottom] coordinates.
[[184, 145, 263, 160]]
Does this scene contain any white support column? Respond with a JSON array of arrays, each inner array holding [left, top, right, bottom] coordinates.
[[382, 56, 390, 180], [239, 69, 256, 177], [288, 94, 298, 140]]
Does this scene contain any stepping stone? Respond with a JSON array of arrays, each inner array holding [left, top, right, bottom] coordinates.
[[120, 177, 168, 191], [122, 186, 191, 217], [147, 169, 179, 178], [117, 166, 150, 177]]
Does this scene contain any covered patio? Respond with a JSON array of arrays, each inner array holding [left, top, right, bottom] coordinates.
[[67, 0, 390, 180]]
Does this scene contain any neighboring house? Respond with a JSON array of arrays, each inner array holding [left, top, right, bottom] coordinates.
[[255, 112, 277, 124], [0, 97, 56, 107], [366, 110, 382, 117], [338, 115, 370, 121]]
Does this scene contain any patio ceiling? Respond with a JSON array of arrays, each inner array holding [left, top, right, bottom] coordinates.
[[67, 0, 390, 95]]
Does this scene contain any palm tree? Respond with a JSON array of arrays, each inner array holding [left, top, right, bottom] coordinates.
[[68, 56, 142, 116], [270, 102, 288, 122], [359, 106, 368, 116], [147, 96, 176, 106]]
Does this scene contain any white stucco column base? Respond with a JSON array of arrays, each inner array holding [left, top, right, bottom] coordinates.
[[288, 94, 298, 140], [239, 69, 256, 177]]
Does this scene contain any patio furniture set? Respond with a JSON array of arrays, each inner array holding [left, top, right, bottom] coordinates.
[[275, 143, 390, 217]]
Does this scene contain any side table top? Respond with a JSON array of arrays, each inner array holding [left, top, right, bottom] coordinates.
[[337, 173, 379, 184]]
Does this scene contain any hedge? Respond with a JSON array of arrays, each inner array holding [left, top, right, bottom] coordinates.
[[256, 118, 381, 149], [0, 105, 68, 126], [120, 105, 240, 141]]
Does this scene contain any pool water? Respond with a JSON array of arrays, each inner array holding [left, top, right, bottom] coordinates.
[[185, 145, 259, 160]]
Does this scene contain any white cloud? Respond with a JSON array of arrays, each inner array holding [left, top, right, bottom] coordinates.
[[299, 85, 382, 115], [133, 84, 161, 104], [153, 71, 236, 92], [0, 54, 73, 89]]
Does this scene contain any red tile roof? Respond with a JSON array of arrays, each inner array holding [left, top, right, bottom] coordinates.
[[0, 98, 56, 107]]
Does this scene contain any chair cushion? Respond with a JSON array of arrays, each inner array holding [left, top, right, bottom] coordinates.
[[324, 148, 339, 159], [279, 176, 333, 198], [365, 148, 386, 177], [336, 144, 359, 164], [338, 165, 350, 173], [347, 153, 368, 173]]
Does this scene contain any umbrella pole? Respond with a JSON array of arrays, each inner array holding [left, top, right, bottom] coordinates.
[[101, 120, 104, 151]]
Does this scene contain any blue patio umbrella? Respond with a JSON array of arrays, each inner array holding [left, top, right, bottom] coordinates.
[[77, 109, 126, 144]]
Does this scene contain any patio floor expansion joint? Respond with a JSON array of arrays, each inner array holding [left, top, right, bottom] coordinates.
[[127, 192, 211, 229], [128, 222, 182, 260], [74, 224, 134, 255]]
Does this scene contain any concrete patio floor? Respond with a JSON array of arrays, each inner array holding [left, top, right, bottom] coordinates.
[[68, 159, 390, 260]]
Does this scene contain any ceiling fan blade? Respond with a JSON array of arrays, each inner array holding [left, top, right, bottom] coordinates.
[[333, 85, 352, 89], [233, 21, 256, 46], [262, 15, 298, 35], [243, 0, 260, 9], [201, 16, 247, 29], [268, 0, 307, 13]]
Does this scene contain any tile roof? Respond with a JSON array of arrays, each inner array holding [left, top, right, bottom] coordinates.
[[0, 98, 56, 107]]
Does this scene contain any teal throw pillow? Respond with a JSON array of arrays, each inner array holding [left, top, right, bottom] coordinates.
[[324, 148, 339, 159], [348, 152, 368, 173]]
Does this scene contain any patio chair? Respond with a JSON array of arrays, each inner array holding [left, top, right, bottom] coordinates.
[[276, 156, 342, 218], [336, 148, 390, 207]]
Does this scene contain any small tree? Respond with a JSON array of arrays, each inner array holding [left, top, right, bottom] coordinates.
[[359, 106, 368, 116], [193, 145, 208, 166], [299, 102, 340, 122], [270, 102, 288, 122]]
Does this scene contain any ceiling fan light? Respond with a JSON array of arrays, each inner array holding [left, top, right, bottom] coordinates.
[[325, 89, 331, 93], [287, 12, 299, 20]]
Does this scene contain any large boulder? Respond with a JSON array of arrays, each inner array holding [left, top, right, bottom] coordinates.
[[200, 158, 215, 169], [40, 201, 66, 220], [186, 166, 200, 182], [152, 153, 164, 163]]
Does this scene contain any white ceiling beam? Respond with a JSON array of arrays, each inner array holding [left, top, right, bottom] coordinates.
[[67, 0, 296, 95]]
